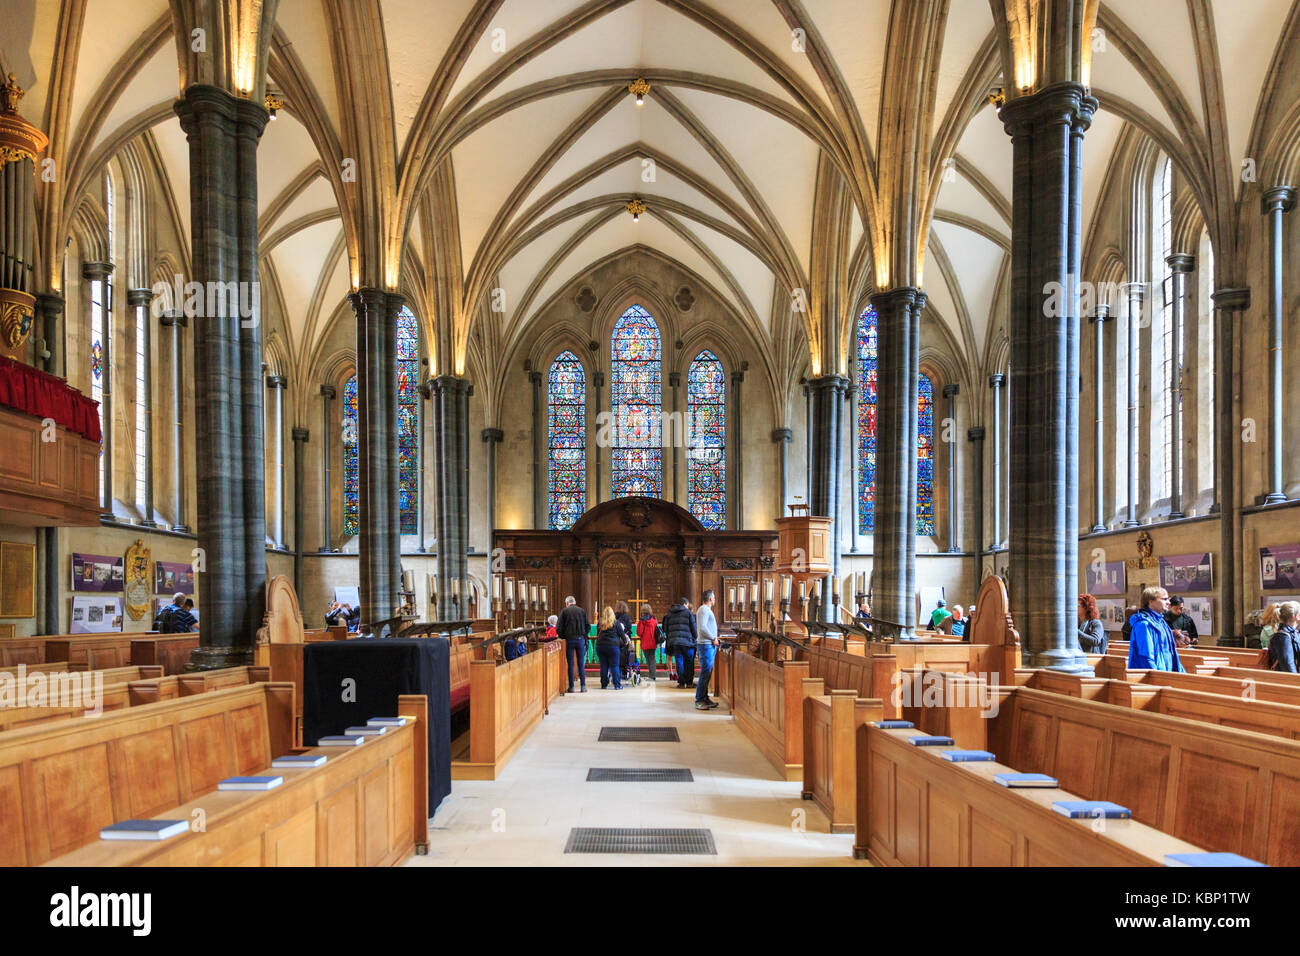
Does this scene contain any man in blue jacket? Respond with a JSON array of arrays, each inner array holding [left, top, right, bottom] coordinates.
[[1127, 587, 1185, 672]]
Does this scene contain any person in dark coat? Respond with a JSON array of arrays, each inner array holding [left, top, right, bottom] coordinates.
[[557, 595, 591, 692], [1164, 595, 1199, 646], [662, 598, 698, 688], [595, 606, 623, 690], [1077, 593, 1107, 654], [1268, 602, 1300, 673], [615, 601, 634, 680]]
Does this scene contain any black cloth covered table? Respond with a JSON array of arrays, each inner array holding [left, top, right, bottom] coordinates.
[[302, 637, 451, 815]]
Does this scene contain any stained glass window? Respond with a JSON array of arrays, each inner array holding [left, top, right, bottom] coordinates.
[[342, 375, 358, 538], [687, 350, 726, 529], [611, 304, 662, 497], [396, 306, 420, 535], [856, 307, 935, 536], [547, 350, 586, 529]]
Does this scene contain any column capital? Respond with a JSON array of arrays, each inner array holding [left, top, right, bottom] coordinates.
[[527, 370, 542, 387], [159, 310, 188, 329], [942, 383, 960, 399], [481, 427, 504, 443], [348, 287, 405, 315], [1166, 253, 1196, 274], [80, 261, 113, 281], [731, 369, 745, 385], [35, 293, 64, 316], [291, 427, 309, 443], [1090, 303, 1112, 323], [592, 371, 605, 388], [319, 384, 336, 400], [430, 374, 472, 396], [869, 285, 926, 313], [1262, 185, 1296, 214], [125, 288, 153, 308], [966, 426, 986, 442], [668, 370, 681, 387], [174, 84, 271, 138], [807, 373, 849, 395], [771, 427, 792, 443], [1122, 281, 1147, 301], [997, 81, 1097, 136], [989, 373, 1005, 389], [266, 374, 287, 389], [1211, 287, 1251, 312]]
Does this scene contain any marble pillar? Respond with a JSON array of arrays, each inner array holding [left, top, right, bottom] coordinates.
[[432, 375, 471, 619], [291, 426, 308, 597], [266, 374, 287, 546], [127, 288, 156, 527], [318, 384, 336, 551], [529, 369, 542, 527], [1213, 287, 1250, 641], [943, 383, 960, 551], [1263, 187, 1294, 504], [968, 427, 986, 586], [988, 374, 1005, 546], [731, 369, 744, 529], [159, 311, 189, 533], [1166, 254, 1194, 517], [772, 428, 792, 517], [1123, 281, 1144, 527], [83, 261, 114, 520], [483, 427, 503, 547], [1089, 304, 1110, 532]]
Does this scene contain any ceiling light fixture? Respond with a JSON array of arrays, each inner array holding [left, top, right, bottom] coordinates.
[[626, 198, 646, 222], [628, 77, 650, 106], [265, 93, 282, 120]]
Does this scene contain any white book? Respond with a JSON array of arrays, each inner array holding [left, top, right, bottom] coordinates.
[[218, 776, 284, 791], [318, 735, 365, 746], [345, 725, 387, 736], [272, 754, 327, 769], [367, 717, 408, 727], [100, 819, 190, 841]]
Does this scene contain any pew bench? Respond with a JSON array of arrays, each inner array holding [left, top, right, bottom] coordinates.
[[802, 691, 883, 832], [40, 693, 428, 867], [125, 665, 272, 706], [449, 640, 475, 716], [130, 634, 201, 675], [855, 723, 1210, 866], [728, 646, 819, 781], [0, 665, 166, 731], [451, 651, 546, 781]]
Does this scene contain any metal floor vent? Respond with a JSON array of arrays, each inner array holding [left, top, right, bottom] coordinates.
[[586, 768, 694, 782], [564, 827, 716, 855], [598, 726, 680, 742]]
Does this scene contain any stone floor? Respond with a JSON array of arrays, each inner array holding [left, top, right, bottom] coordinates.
[[408, 676, 870, 866]]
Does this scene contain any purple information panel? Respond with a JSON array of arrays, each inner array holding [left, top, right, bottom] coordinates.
[[1158, 553, 1213, 592], [1085, 561, 1127, 596], [155, 561, 195, 595], [1260, 545, 1300, 591], [71, 553, 124, 592]]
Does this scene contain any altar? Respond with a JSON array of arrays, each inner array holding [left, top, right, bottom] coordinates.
[[492, 498, 778, 628]]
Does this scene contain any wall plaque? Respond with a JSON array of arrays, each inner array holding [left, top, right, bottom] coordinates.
[[0, 541, 35, 618]]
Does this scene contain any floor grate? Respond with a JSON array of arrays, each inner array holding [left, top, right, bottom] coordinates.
[[586, 767, 694, 782], [598, 726, 680, 742], [564, 827, 716, 855]]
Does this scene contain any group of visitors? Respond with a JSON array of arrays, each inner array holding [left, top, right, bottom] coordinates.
[[154, 593, 199, 633], [1073, 587, 1198, 670], [552, 591, 723, 710], [324, 600, 361, 632], [928, 599, 968, 638], [1256, 601, 1300, 672]]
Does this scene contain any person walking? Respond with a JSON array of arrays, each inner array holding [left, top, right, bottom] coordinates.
[[1077, 593, 1107, 654], [662, 598, 698, 688], [558, 595, 591, 693], [695, 589, 720, 710], [1126, 587, 1185, 672], [636, 603, 661, 681], [595, 606, 623, 690]]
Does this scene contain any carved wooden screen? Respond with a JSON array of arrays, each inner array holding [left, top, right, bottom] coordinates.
[[639, 552, 677, 622], [600, 552, 636, 613]]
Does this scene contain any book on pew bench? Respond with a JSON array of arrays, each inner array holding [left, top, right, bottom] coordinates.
[[345, 725, 388, 736], [272, 754, 328, 768], [939, 750, 995, 762], [218, 776, 284, 791], [995, 773, 1058, 788], [318, 735, 366, 746], [1052, 800, 1130, 819], [101, 819, 190, 841], [367, 717, 408, 727], [907, 735, 954, 746], [870, 720, 915, 729], [1165, 853, 1267, 867]]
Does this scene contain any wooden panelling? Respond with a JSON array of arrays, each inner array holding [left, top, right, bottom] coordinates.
[[130, 635, 200, 675], [730, 649, 816, 781], [454, 650, 545, 780], [0, 407, 101, 526]]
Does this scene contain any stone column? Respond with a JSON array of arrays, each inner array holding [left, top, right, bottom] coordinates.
[[291, 426, 308, 597], [1123, 281, 1144, 526], [1089, 304, 1110, 531], [871, 288, 923, 640], [83, 261, 114, 519], [988, 374, 1005, 546], [669, 370, 681, 504], [809, 373, 847, 623], [36, 293, 64, 378], [943, 383, 960, 551], [968, 427, 986, 586], [37, 293, 65, 635], [158, 310, 188, 533], [731, 369, 744, 528], [174, 85, 269, 668], [847, 382, 860, 553], [349, 289, 403, 626], [266, 374, 287, 546], [529, 369, 542, 527], [1213, 287, 1250, 641], [1166, 254, 1194, 517], [417, 380, 430, 551], [772, 428, 792, 515], [318, 384, 336, 552], [592, 371, 604, 504], [1263, 187, 1294, 504], [432, 375, 471, 619], [804, 381, 812, 489], [999, 82, 1096, 672], [683, 556, 701, 608], [126, 288, 156, 526], [482, 427, 503, 546]]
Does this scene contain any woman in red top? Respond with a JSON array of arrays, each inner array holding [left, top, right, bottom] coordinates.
[[636, 604, 660, 682], [545, 615, 559, 640]]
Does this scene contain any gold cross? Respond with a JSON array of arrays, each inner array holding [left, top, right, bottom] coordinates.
[[627, 588, 647, 621]]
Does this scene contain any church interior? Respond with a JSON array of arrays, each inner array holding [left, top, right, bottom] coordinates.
[[1, 0, 1299, 883]]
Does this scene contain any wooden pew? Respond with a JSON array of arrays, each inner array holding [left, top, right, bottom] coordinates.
[[1092, 660, 1300, 707], [126, 665, 272, 706], [729, 646, 820, 781], [448, 640, 474, 717], [802, 691, 883, 832], [539, 638, 565, 712], [303, 625, 348, 642], [130, 633, 200, 675], [0, 637, 47, 665], [41, 633, 138, 669], [13, 687, 427, 866], [1109, 639, 1264, 668], [855, 722, 1209, 866], [0, 665, 166, 731], [979, 685, 1300, 865], [452, 650, 546, 780]]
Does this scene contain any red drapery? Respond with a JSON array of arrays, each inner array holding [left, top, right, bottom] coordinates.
[[0, 356, 102, 443]]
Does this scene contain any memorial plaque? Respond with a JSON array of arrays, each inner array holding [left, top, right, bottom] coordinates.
[[640, 552, 677, 620], [0, 541, 35, 618], [601, 552, 636, 610]]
